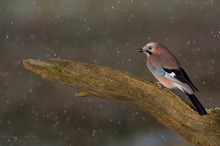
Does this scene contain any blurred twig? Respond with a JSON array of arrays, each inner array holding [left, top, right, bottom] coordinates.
[[23, 58, 220, 146]]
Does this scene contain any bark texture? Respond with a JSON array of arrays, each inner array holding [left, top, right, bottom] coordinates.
[[23, 59, 220, 146]]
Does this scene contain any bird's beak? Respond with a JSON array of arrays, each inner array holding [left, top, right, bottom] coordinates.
[[137, 48, 144, 53]]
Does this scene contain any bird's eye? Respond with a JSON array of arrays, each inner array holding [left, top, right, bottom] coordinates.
[[148, 46, 153, 50]]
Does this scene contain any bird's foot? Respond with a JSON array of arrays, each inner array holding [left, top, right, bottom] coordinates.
[[152, 81, 163, 89]]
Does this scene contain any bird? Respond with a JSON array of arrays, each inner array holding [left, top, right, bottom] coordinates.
[[137, 42, 207, 115]]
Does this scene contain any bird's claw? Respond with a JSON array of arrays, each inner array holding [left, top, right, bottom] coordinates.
[[151, 81, 163, 89]]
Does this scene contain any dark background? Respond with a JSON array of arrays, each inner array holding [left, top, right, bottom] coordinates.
[[0, 0, 219, 146]]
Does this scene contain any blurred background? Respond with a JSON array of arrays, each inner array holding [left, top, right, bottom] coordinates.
[[0, 0, 219, 145]]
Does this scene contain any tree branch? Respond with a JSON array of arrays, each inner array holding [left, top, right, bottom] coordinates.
[[23, 59, 220, 146]]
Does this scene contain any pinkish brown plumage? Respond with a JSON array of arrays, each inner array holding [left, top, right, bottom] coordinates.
[[138, 42, 207, 115]]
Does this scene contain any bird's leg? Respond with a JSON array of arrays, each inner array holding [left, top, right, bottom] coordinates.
[[152, 81, 163, 89]]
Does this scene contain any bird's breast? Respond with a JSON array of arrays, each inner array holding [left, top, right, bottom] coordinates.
[[146, 62, 176, 89]]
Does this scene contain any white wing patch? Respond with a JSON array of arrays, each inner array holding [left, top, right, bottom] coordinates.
[[164, 72, 194, 94], [168, 72, 176, 77]]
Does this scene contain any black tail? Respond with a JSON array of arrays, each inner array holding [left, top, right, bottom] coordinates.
[[186, 93, 207, 115]]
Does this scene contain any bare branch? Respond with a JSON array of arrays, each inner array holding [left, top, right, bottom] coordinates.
[[23, 59, 220, 146]]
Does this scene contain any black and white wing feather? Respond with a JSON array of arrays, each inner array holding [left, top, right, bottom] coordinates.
[[163, 68, 198, 94]]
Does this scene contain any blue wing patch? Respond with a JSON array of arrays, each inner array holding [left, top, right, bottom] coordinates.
[[150, 64, 166, 76]]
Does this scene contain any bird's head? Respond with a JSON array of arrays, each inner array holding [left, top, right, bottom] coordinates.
[[137, 42, 160, 57]]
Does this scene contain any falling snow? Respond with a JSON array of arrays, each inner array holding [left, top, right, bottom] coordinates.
[[0, 0, 219, 146]]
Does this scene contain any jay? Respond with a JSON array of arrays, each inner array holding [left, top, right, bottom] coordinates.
[[138, 42, 207, 115]]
